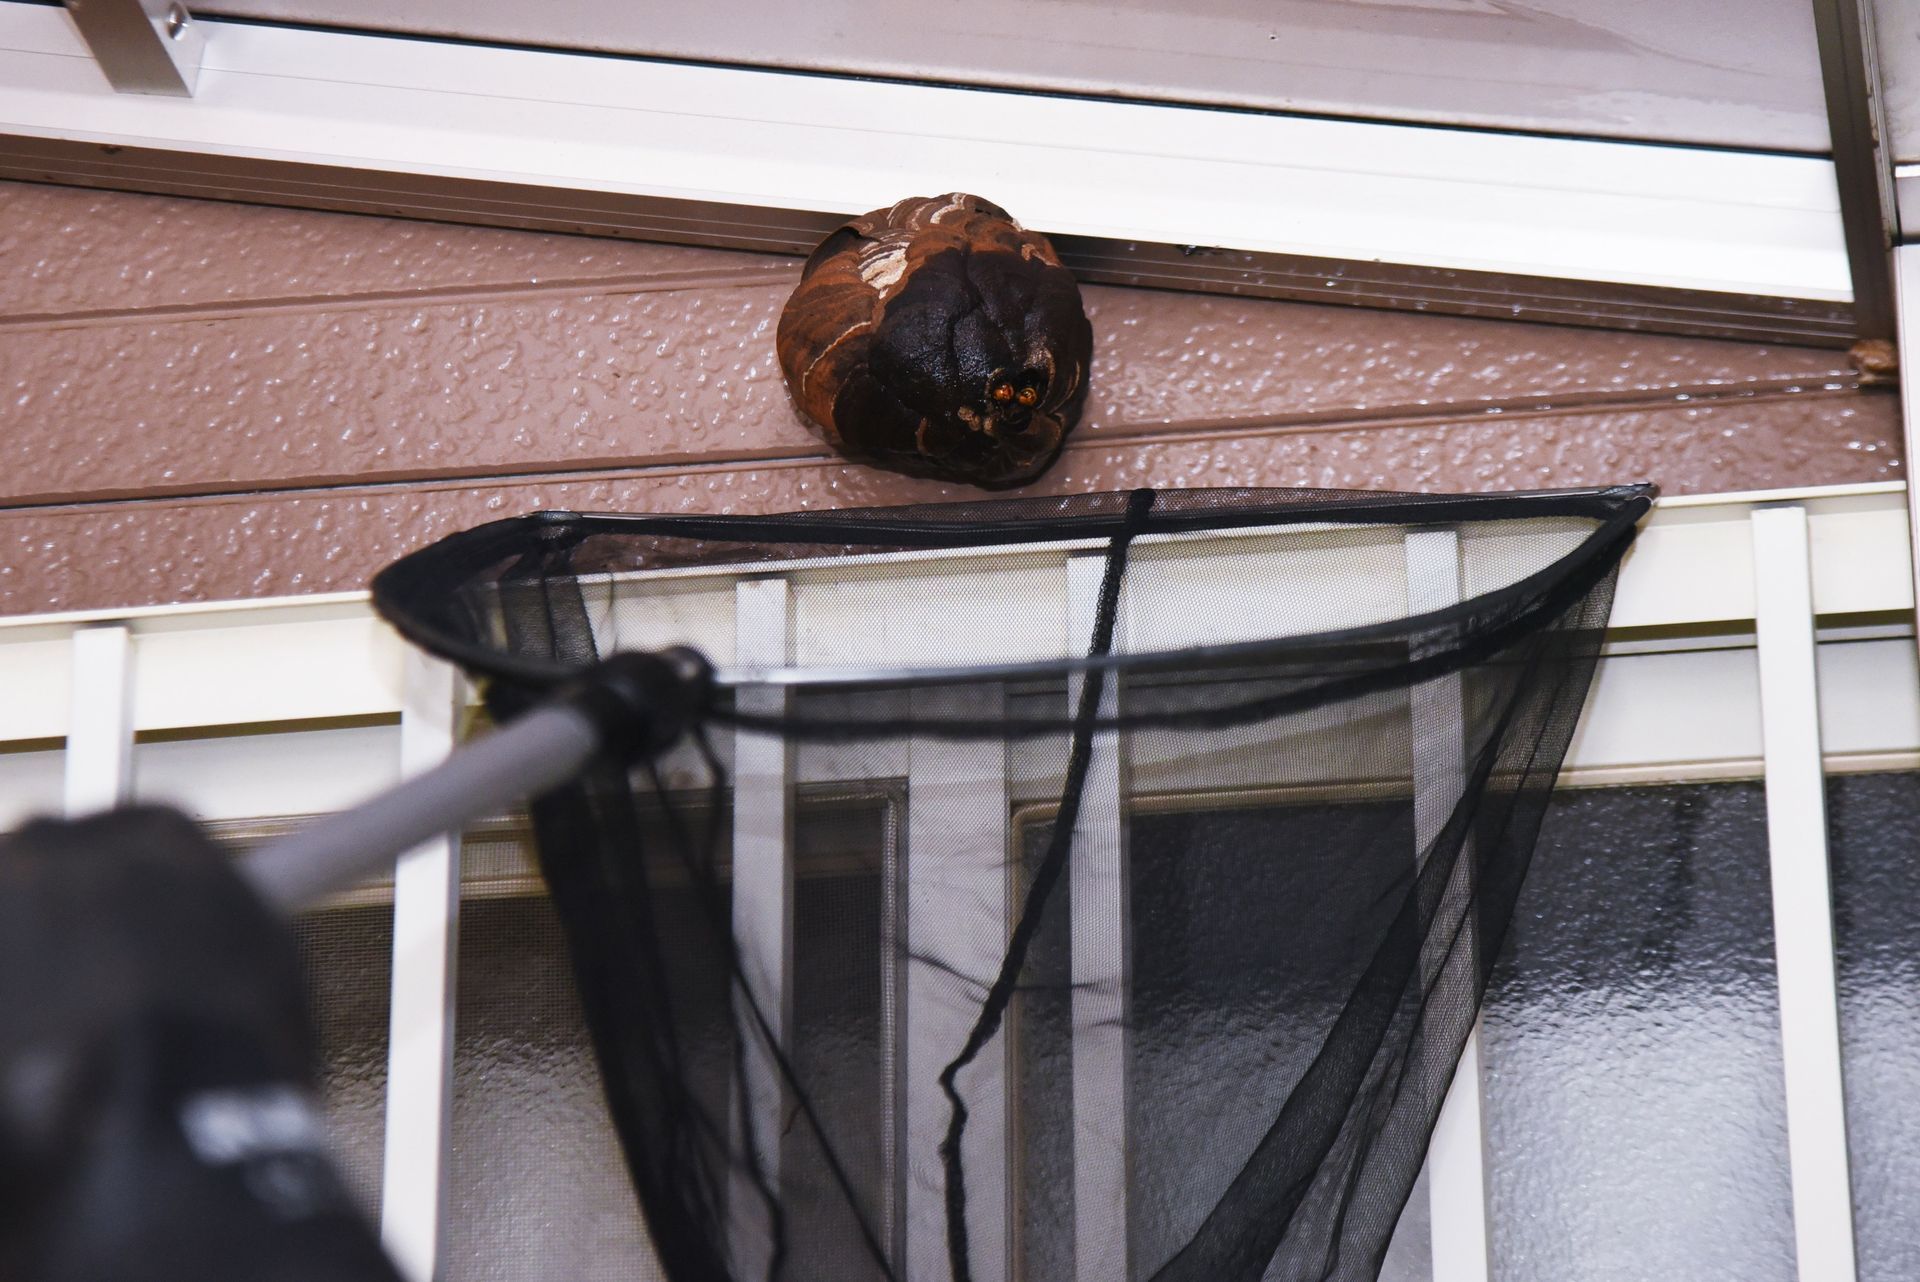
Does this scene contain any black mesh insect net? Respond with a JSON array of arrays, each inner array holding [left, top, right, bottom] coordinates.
[[371, 483, 1652, 1282]]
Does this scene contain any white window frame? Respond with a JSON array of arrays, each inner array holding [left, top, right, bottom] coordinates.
[[0, 2, 1849, 313], [1, 481, 1909, 1281]]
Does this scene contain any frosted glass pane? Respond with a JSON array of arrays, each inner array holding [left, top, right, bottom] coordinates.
[[787, 813, 895, 1274], [443, 798, 893, 1281], [1482, 781, 1793, 1282], [293, 902, 391, 1222], [1827, 771, 1920, 1282], [1012, 799, 1436, 1279], [446, 894, 671, 1282]]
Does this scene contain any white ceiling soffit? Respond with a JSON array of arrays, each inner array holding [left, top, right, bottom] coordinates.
[[0, 3, 1853, 342], [1876, 0, 1920, 166], [194, 0, 1834, 154], [1874, 0, 1920, 238]]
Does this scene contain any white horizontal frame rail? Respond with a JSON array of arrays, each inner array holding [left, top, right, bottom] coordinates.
[[1750, 503, 1859, 1282], [0, 481, 1907, 755], [1066, 552, 1131, 1282], [62, 622, 134, 816], [379, 649, 464, 1282], [0, 4, 1847, 298], [905, 684, 1012, 1282], [729, 575, 795, 1278], [0, 482, 1912, 824], [1405, 528, 1492, 1282]]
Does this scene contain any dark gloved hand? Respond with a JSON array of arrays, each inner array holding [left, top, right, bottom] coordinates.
[[0, 806, 402, 1282]]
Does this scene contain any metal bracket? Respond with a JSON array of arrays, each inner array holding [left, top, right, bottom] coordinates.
[[63, 0, 201, 96]]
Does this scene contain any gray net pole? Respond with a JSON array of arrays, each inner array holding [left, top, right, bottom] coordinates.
[[240, 703, 600, 913]]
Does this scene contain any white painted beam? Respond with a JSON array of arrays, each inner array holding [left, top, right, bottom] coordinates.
[[905, 684, 1011, 1282], [63, 623, 133, 816], [1066, 553, 1130, 1282], [379, 649, 464, 1282], [1894, 248, 1920, 654], [1751, 503, 1859, 1282], [729, 576, 795, 1278], [1405, 528, 1493, 1282]]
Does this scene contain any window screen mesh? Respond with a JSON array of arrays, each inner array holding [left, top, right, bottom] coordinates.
[[372, 484, 1648, 1282], [290, 904, 392, 1223]]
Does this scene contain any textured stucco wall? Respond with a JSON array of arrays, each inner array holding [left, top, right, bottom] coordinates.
[[0, 180, 1900, 615]]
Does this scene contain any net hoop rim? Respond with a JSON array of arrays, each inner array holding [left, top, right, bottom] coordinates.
[[371, 483, 1655, 694]]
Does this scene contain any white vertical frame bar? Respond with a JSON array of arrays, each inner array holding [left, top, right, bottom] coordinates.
[[1751, 502, 1859, 1282], [730, 576, 794, 1279], [1894, 247, 1920, 644], [1405, 527, 1493, 1282], [63, 623, 134, 816], [380, 649, 464, 1282], [905, 684, 1011, 1282], [1066, 553, 1130, 1282]]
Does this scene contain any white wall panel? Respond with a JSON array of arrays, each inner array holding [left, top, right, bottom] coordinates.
[[0, 747, 65, 830], [132, 724, 402, 822]]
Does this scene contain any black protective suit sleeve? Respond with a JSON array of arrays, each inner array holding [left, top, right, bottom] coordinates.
[[0, 806, 402, 1282]]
